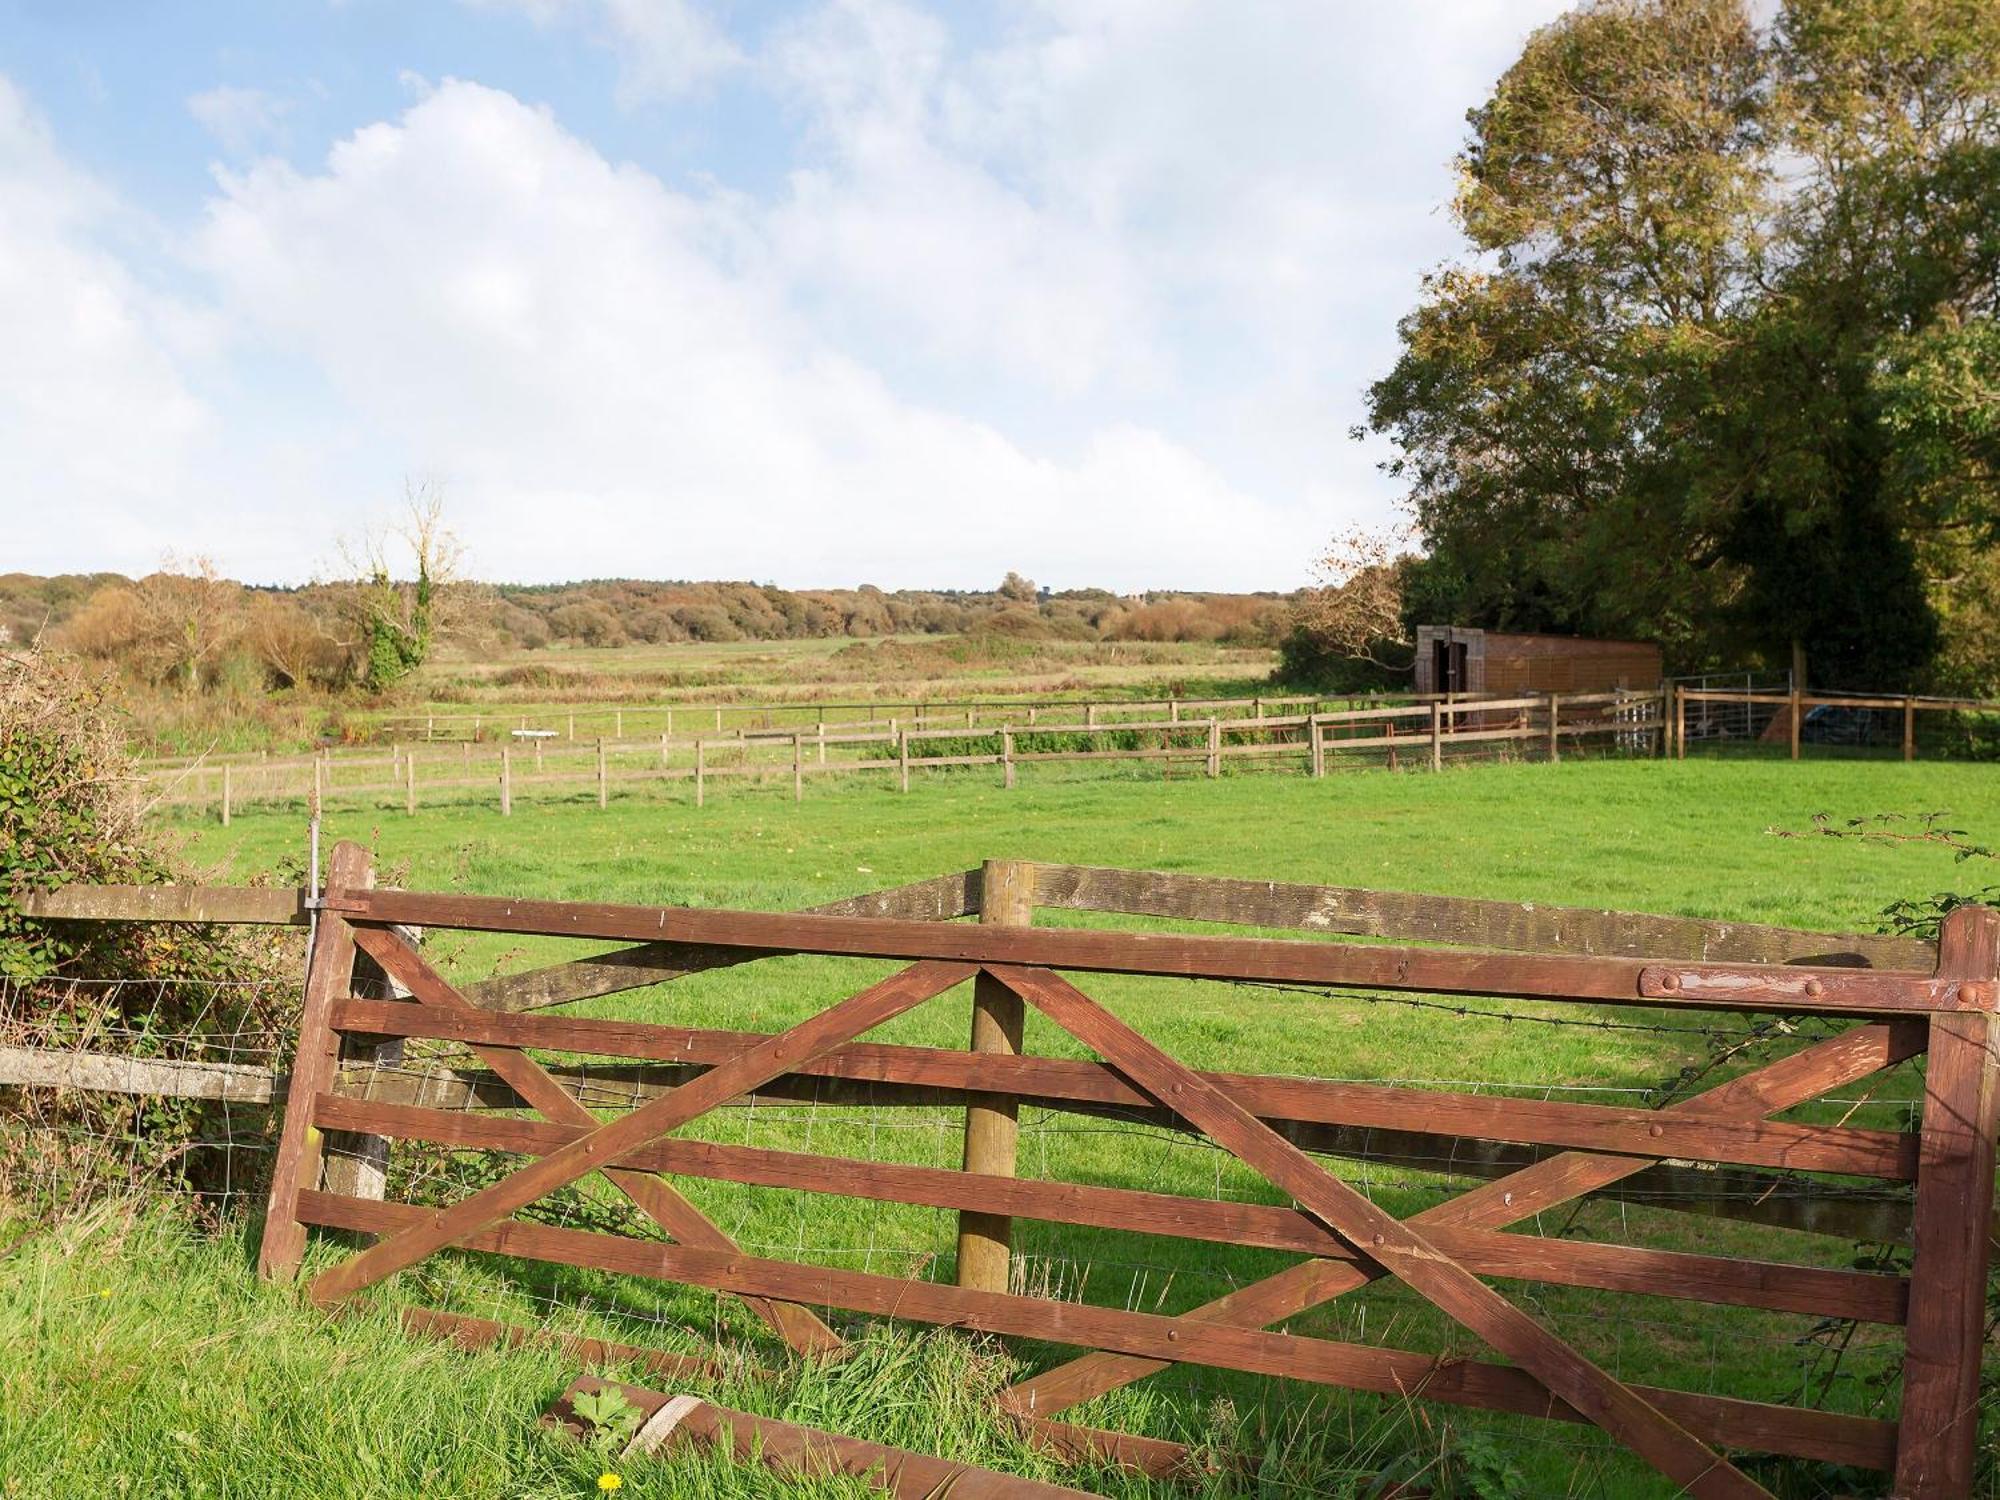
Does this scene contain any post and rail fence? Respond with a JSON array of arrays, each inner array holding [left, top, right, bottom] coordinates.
[[136, 690, 1666, 821], [6, 858, 1994, 1494]]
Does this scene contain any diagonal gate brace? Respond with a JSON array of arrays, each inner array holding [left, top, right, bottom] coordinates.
[[346, 923, 844, 1356], [306, 956, 977, 1308], [1004, 1017, 1920, 1425], [987, 963, 1773, 1500]]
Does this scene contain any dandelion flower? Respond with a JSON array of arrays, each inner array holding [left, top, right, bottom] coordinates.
[[597, 1475, 622, 1493]]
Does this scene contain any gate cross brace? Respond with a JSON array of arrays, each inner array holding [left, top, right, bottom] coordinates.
[[987, 964, 1773, 1500], [1003, 1015, 1919, 1426], [347, 923, 843, 1356], [305, 955, 977, 1308]]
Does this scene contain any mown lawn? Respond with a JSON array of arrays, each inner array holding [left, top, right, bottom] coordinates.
[[7, 756, 1994, 1497]]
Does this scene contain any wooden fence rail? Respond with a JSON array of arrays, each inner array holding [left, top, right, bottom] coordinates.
[[10, 860, 1990, 1494], [137, 690, 1665, 821], [1671, 686, 2000, 762]]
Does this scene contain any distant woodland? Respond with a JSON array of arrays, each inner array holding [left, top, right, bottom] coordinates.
[[0, 568, 1292, 698]]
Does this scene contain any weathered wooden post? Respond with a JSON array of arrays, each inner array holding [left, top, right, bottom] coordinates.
[[1893, 905, 2000, 1498], [220, 764, 232, 827], [817, 723, 827, 766], [597, 739, 608, 809], [957, 858, 1033, 1294], [1309, 714, 1324, 778], [694, 738, 705, 807], [259, 840, 371, 1280], [1675, 687, 1687, 761], [1429, 702, 1444, 772], [404, 752, 416, 816], [1206, 718, 1221, 777], [899, 730, 911, 793], [1546, 693, 1560, 764], [499, 745, 512, 815], [313, 752, 326, 808], [1903, 697, 1916, 762]]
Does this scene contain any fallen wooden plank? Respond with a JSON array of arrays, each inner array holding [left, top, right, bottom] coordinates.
[[548, 1376, 1102, 1498], [398, 1306, 744, 1385]]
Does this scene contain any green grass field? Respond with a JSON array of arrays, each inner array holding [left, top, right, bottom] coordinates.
[[7, 756, 1996, 1497]]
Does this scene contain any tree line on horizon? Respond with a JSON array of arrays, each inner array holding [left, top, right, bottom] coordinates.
[[0, 562, 1291, 702]]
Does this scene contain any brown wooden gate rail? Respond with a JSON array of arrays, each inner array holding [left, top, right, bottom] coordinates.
[[258, 849, 1999, 1498]]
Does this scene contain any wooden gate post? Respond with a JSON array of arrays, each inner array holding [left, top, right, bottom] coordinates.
[[957, 859, 1033, 1294], [1206, 718, 1220, 778], [1547, 694, 1560, 764], [1894, 905, 2000, 1499], [260, 840, 371, 1279], [1309, 714, 1324, 778], [322, 902, 418, 1205]]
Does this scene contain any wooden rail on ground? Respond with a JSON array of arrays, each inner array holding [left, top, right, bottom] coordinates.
[[135, 690, 1665, 820]]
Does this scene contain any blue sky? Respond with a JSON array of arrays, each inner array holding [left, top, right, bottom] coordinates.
[[0, 1, 1573, 590]]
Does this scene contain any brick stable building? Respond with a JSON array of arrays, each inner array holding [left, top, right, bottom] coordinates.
[[1414, 626, 1663, 697]]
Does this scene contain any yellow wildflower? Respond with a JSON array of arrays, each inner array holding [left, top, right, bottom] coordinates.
[[596, 1476, 622, 1493]]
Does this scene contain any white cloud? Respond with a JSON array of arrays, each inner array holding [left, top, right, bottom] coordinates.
[[194, 80, 1293, 587], [0, 76, 211, 572], [465, 0, 744, 103], [4, 3, 1581, 589], [188, 84, 293, 157]]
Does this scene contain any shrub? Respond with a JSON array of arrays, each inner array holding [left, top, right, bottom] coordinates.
[[0, 647, 291, 1213]]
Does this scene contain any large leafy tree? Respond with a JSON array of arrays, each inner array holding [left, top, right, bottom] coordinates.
[[1364, 0, 2000, 690]]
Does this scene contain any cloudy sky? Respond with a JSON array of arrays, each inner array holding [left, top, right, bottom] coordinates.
[[1, 0, 1571, 590]]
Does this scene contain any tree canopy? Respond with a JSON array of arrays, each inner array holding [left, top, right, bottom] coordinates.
[[1363, 0, 2000, 691]]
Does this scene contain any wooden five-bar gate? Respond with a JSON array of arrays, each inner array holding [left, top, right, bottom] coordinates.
[[243, 845, 1999, 1498]]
